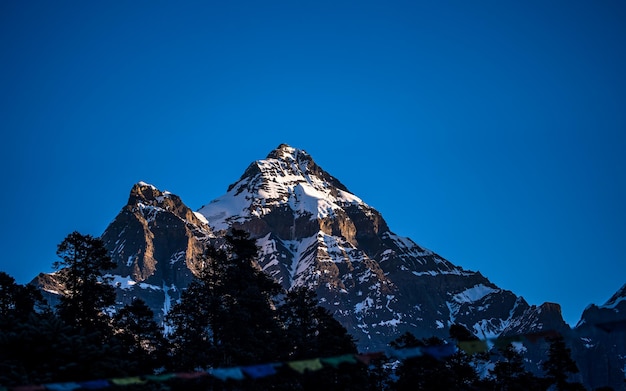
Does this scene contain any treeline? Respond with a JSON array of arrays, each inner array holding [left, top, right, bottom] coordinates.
[[0, 230, 602, 390]]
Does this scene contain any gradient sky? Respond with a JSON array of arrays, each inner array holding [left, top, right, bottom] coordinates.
[[1, 1, 625, 326]]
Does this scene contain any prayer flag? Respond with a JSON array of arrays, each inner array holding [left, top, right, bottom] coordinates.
[[77, 380, 110, 390], [493, 335, 524, 350], [321, 354, 358, 367], [144, 373, 176, 382], [524, 330, 559, 343], [209, 367, 245, 381], [355, 352, 385, 365], [242, 364, 278, 379], [288, 358, 323, 373], [110, 377, 146, 386], [423, 344, 456, 359], [175, 372, 207, 380], [45, 383, 81, 391], [390, 347, 423, 360], [458, 340, 488, 354]]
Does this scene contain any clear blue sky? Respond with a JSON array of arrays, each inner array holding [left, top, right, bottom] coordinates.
[[1, 1, 624, 326]]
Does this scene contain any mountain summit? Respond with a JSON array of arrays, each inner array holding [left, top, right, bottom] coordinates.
[[199, 143, 360, 233], [193, 144, 563, 350]]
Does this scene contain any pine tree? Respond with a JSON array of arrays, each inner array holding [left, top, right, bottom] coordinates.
[[210, 229, 285, 366], [541, 335, 585, 391], [390, 330, 489, 391], [53, 231, 117, 335], [167, 229, 287, 371], [490, 343, 542, 391], [279, 286, 357, 359], [447, 324, 481, 390], [0, 310, 132, 386], [113, 298, 167, 374], [391, 334, 457, 391], [0, 271, 44, 322], [276, 286, 368, 391], [165, 273, 217, 371]]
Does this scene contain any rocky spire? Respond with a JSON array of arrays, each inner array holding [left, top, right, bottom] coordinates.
[[101, 182, 212, 284]]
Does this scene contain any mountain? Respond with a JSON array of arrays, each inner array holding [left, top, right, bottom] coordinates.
[[196, 144, 561, 350], [33, 144, 625, 389], [573, 283, 626, 389], [37, 181, 215, 318]]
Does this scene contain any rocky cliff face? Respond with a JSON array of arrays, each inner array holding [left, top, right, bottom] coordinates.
[[100, 182, 215, 319]]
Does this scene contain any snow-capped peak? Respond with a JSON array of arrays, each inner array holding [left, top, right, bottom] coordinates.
[[198, 144, 364, 231], [137, 181, 157, 189]]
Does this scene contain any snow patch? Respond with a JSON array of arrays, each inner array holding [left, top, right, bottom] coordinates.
[[601, 295, 626, 310], [137, 181, 157, 189], [193, 211, 209, 225], [355, 297, 374, 314], [453, 284, 499, 304], [108, 274, 137, 289]]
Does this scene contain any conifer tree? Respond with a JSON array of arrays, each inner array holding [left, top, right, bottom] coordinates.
[[0, 310, 132, 386], [167, 229, 287, 370], [113, 298, 167, 374], [490, 343, 542, 391], [0, 271, 44, 322], [276, 286, 368, 391], [210, 229, 285, 366], [53, 231, 117, 335], [165, 271, 217, 371], [541, 335, 585, 391], [391, 334, 458, 391], [447, 324, 481, 390], [279, 286, 357, 359]]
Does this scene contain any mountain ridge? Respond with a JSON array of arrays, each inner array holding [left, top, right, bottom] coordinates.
[[32, 144, 626, 390]]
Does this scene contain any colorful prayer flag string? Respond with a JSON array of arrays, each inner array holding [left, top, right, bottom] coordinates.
[[1, 329, 562, 390]]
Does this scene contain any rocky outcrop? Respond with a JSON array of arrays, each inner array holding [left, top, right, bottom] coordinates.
[[99, 182, 213, 319]]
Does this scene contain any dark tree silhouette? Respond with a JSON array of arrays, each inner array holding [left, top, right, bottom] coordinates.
[[113, 298, 167, 374], [542, 335, 585, 391], [279, 286, 357, 359], [391, 334, 458, 391], [166, 271, 217, 371], [276, 286, 367, 391], [447, 324, 481, 390], [0, 271, 44, 321], [167, 229, 287, 371], [212, 229, 286, 366], [490, 343, 542, 391], [53, 231, 117, 335]]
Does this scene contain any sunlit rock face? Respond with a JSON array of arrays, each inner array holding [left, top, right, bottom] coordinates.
[[98, 181, 214, 318]]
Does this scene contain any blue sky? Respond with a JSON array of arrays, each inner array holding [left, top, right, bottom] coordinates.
[[1, 1, 625, 326]]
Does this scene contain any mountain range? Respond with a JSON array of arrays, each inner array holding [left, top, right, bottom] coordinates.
[[35, 144, 625, 390]]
